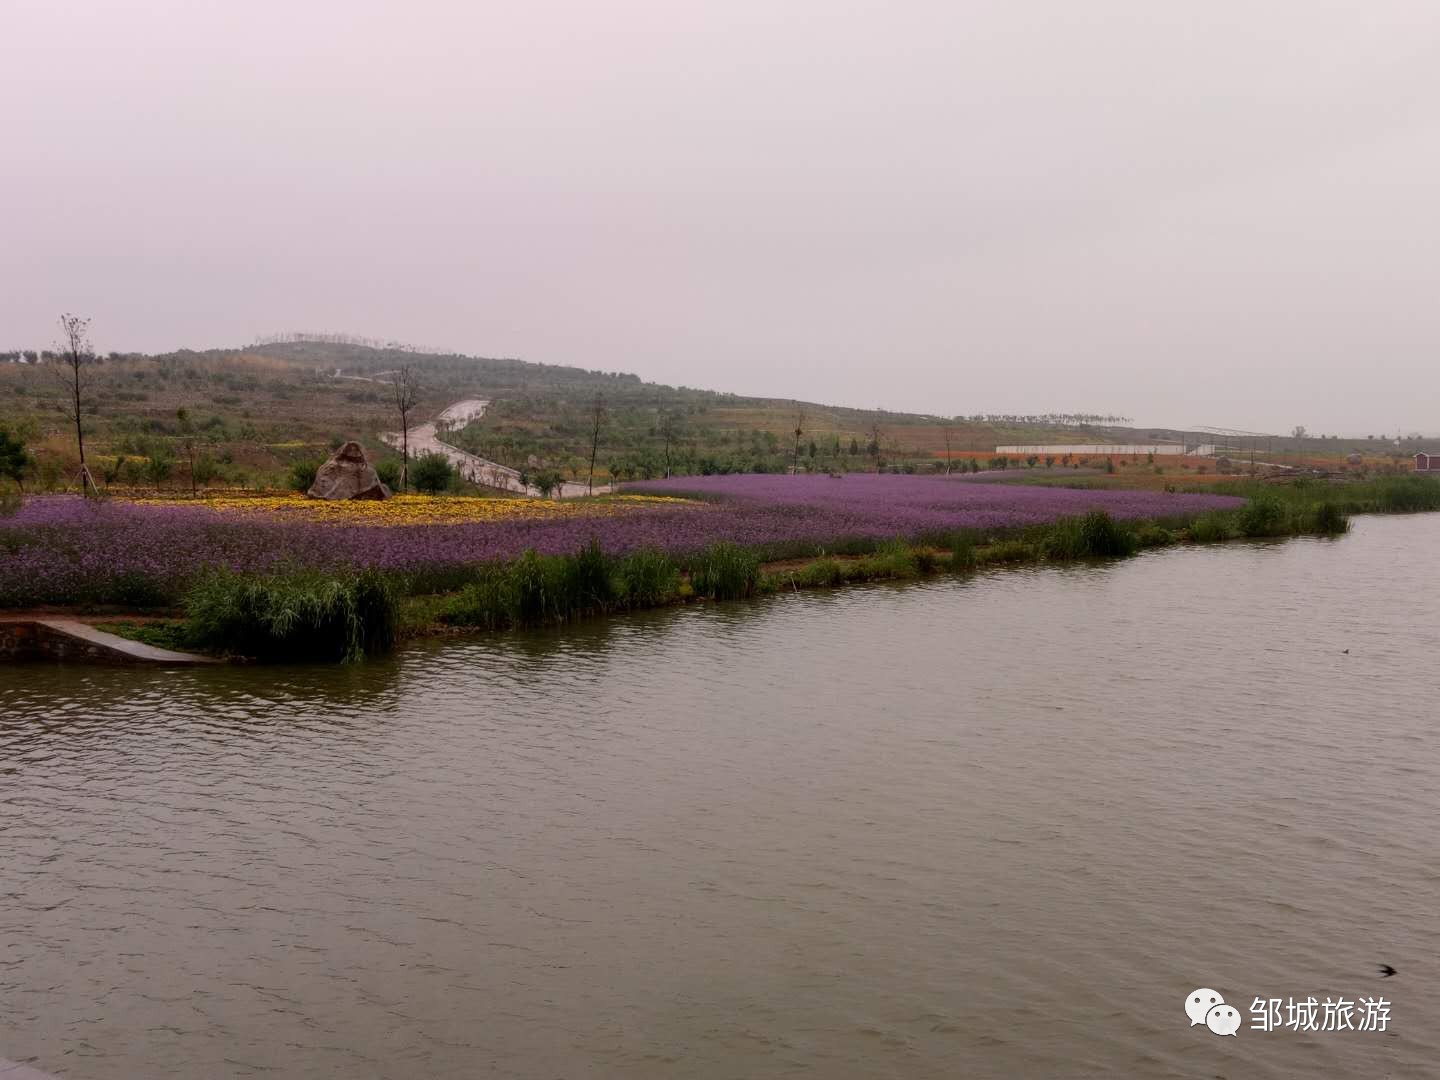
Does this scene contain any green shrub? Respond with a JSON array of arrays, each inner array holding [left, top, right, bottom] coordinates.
[[411, 453, 455, 494], [532, 469, 565, 498], [190, 453, 218, 487], [375, 459, 402, 489], [857, 540, 921, 579], [1133, 523, 1177, 549], [796, 557, 846, 587], [0, 426, 31, 491], [288, 459, 320, 492], [689, 542, 760, 600], [0, 482, 19, 518], [976, 539, 1034, 564], [1189, 511, 1235, 544], [1237, 496, 1292, 537], [185, 568, 398, 662], [107, 570, 174, 609]]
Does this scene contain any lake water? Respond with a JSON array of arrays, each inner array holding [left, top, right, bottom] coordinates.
[[3, 515, 1438, 1079]]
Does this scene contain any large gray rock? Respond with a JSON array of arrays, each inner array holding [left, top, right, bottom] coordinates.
[[307, 441, 392, 501]]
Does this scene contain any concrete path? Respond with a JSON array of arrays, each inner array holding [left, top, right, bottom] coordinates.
[[0, 617, 218, 665], [383, 398, 611, 498]]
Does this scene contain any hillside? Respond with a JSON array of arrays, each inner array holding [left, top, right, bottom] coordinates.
[[0, 334, 1417, 491]]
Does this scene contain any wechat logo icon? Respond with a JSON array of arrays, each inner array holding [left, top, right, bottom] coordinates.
[[1186, 988, 1240, 1036]]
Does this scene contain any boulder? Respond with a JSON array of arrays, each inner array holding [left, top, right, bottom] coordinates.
[[307, 441, 392, 500]]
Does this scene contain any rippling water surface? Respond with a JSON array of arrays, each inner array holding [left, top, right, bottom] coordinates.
[[4, 515, 1439, 1079]]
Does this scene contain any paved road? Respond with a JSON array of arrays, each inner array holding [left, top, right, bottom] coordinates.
[[383, 399, 609, 497]]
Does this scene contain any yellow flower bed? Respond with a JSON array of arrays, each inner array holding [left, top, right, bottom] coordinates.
[[123, 492, 693, 525]]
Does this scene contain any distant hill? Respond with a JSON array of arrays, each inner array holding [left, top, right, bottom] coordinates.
[[5, 331, 1311, 489]]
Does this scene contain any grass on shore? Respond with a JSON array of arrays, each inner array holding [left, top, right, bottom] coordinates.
[[54, 474, 1440, 662]]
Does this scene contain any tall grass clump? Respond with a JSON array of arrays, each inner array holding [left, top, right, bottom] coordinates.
[[1375, 475, 1440, 513], [562, 539, 617, 616], [1188, 511, 1235, 544], [1043, 511, 1138, 560], [1307, 502, 1350, 536], [795, 557, 846, 587], [0, 484, 20, 518], [508, 549, 566, 625], [441, 564, 517, 630], [441, 551, 570, 629], [616, 548, 680, 608], [950, 532, 978, 571], [186, 568, 398, 662], [1133, 523, 1177, 549], [975, 538, 1035, 565], [443, 543, 673, 629], [688, 542, 761, 600], [1237, 495, 1293, 538], [857, 539, 923, 579]]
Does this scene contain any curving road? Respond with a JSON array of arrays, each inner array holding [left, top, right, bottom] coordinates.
[[383, 399, 609, 497]]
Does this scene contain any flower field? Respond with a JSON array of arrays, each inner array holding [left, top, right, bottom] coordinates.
[[0, 476, 1242, 607], [626, 473, 1241, 532], [124, 492, 691, 525]]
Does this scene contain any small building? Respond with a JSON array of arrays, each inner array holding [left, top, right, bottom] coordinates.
[[1416, 452, 1440, 474]]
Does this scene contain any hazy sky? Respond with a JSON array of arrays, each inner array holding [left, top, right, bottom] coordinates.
[[5, 1, 1440, 434]]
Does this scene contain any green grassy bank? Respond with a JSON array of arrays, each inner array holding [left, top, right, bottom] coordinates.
[[89, 474, 1440, 663]]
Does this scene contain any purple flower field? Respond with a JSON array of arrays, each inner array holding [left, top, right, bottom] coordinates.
[[627, 473, 1240, 533], [0, 477, 1241, 607]]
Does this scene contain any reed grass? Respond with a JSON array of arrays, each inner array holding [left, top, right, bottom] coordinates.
[[686, 542, 761, 601], [185, 567, 397, 662], [1042, 511, 1138, 560]]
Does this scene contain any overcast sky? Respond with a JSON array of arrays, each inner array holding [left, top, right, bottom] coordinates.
[[5, 1, 1440, 434]]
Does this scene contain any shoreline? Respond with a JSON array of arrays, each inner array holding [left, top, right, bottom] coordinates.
[[5, 511, 1356, 663], [5, 473, 1439, 663]]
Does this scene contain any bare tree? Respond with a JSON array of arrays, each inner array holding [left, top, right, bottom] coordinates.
[[53, 313, 99, 496], [177, 407, 198, 495], [658, 409, 682, 478], [867, 420, 884, 473], [942, 422, 955, 475], [587, 391, 608, 495], [791, 402, 805, 475], [390, 366, 420, 492]]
